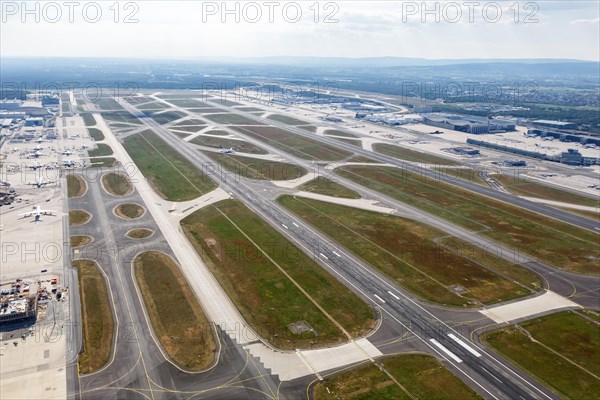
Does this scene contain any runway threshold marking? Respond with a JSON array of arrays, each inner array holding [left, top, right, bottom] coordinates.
[[373, 294, 386, 303], [429, 339, 463, 363], [387, 291, 400, 300], [448, 333, 482, 357]]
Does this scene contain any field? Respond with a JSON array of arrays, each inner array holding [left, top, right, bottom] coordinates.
[[115, 203, 144, 219], [313, 355, 481, 400], [134, 251, 216, 370], [432, 166, 487, 185], [203, 113, 265, 125], [137, 102, 170, 111], [89, 157, 118, 168], [203, 152, 307, 181], [66, 174, 86, 198], [172, 118, 206, 126], [232, 126, 353, 161], [168, 99, 212, 108], [323, 129, 357, 138], [266, 114, 310, 125], [279, 196, 533, 306], [493, 174, 600, 207], [69, 210, 91, 226], [126, 228, 153, 239], [74, 259, 114, 374], [101, 110, 143, 125], [338, 165, 600, 274], [181, 199, 375, 349], [170, 125, 207, 133], [150, 111, 187, 125], [190, 136, 267, 154], [88, 128, 105, 141], [172, 131, 190, 139], [71, 235, 92, 248], [373, 143, 460, 165], [102, 173, 132, 196], [88, 144, 113, 157], [298, 178, 361, 199], [81, 113, 97, 127], [123, 130, 217, 201], [482, 311, 600, 399]]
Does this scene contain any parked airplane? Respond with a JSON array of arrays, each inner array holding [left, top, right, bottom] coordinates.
[[219, 145, 235, 155], [27, 150, 45, 158], [26, 178, 56, 188], [0, 180, 10, 187], [62, 159, 76, 167], [60, 149, 73, 156], [27, 161, 44, 170], [19, 205, 56, 222]]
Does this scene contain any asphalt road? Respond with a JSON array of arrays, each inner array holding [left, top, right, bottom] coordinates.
[[118, 99, 563, 400]]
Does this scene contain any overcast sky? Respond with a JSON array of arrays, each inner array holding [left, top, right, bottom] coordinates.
[[1, 1, 599, 60]]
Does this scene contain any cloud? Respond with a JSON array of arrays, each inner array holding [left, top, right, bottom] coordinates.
[[570, 17, 600, 25]]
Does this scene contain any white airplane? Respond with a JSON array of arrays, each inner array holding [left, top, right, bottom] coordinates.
[[62, 159, 76, 167], [19, 205, 56, 222], [26, 178, 56, 188], [27, 150, 45, 158], [32, 144, 43, 151], [27, 161, 44, 170], [60, 149, 73, 156], [0, 180, 10, 187], [35, 137, 44, 143], [219, 145, 235, 155]]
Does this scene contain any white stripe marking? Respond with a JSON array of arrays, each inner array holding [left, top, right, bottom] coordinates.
[[319, 253, 328, 260], [448, 334, 482, 357], [482, 367, 503, 383], [292, 222, 299, 227], [332, 251, 341, 257], [282, 224, 288, 229], [387, 291, 400, 300], [429, 339, 462, 363], [373, 294, 386, 303]]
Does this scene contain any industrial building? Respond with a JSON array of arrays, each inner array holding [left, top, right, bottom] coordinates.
[[532, 120, 577, 130], [423, 113, 516, 134]]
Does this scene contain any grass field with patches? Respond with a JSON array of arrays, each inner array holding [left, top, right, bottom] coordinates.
[[88, 144, 113, 157], [134, 251, 216, 370], [181, 199, 375, 349], [279, 196, 534, 306], [190, 136, 267, 154], [69, 210, 91, 226], [266, 114, 310, 125], [81, 113, 97, 126], [74, 259, 113, 374], [89, 157, 118, 168], [203, 113, 265, 125], [123, 130, 217, 201], [338, 165, 600, 274], [298, 178, 361, 199], [314, 355, 481, 400], [323, 129, 357, 138], [115, 203, 144, 219], [88, 128, 105, 141], [232, 125, 353, 161], [482, 311, 600, 400], [102, 173, 132, 196], [71, 235, 92, 247], [202, 152, 307, 181], [373, 143, 460, 165], [126, 229, 153, 239], [67, 174, 86, 198], [494, 174, 600, 207]]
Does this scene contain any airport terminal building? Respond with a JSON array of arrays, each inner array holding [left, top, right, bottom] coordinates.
[[423, 113, 516, 134]]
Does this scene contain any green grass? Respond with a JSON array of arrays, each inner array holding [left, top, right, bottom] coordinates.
[[137, 102, 170, 111], [189, 136, 267, 154], [173, 131, 190, 139], [167, 99, 212, 108], [89, 157, 118, 168], [266, 114, 310, 125], [88, 128, 105, 141], [279, 196, 532, 306], [126, 229, 153, 239], [432, 166, 487, 185], [494, 174, 600, 208], [298, 177, 361, 199], [71, 235, 92, 247], [210, 98, 241, 107], [236, 107, 264, 112], [203, 113, 265, 125], [123, 130, 217, 201], [101, 173, 132, 196], [202, 152, 307, 181], [202, 130, 230, 136], [74, 259, 114, 374], [170, 125, 207, 133], [323, 129, 357, 138], [102, 110, 143, 125], [134, 251, 216, 370], [181, 200, 375, 349], [81, 113, 97, 127], [150, 111, 187, 125], [67, 174, 86, 198], [69, 210, 91, 226], [338, 165, 600, 274], [374, 143, 460, 165], [232, 125, 353, 161], [88, 144, 113, 157], [115, 203, 144, 219], [314, 355, 481, 400], [482, 311, 600, 400]]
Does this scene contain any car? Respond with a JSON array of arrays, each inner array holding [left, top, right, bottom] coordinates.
[[41, 269, 47, 273]]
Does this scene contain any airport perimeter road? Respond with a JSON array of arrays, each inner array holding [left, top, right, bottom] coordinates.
[[68, 173, 281, 400], [119, 100, 560, 400], [211, 98, 600, 233]]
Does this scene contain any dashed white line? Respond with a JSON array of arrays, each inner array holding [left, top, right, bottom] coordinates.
[[373, 294, 386, 303], [292, 222, 299, 228], [319, 253, 328, 260], [282, 224, 288, 229], [482, 367, 503, 383], [332, 251, 341, 257], [429, 339, 462, 363], [448, 333, 482, 357], [387, 291, 400, 300]]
